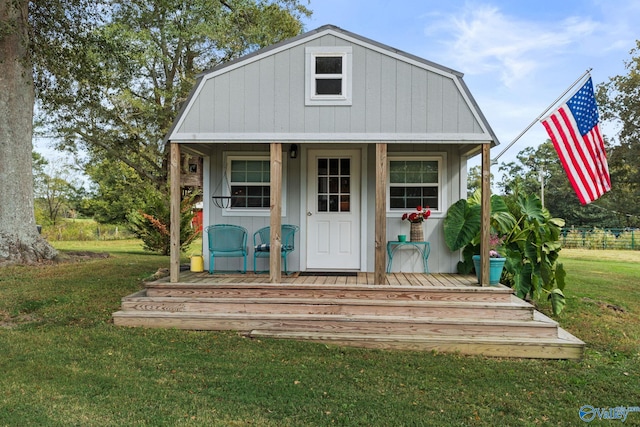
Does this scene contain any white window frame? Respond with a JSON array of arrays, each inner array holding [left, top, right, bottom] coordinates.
[[221, 153, 287, 217], [387, 154, 446, 216], [305, 46, 353, 106]]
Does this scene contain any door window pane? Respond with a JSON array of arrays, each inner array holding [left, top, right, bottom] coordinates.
[[329, 195, 339, 212], [340, 159, 350, 175], [318, 158, 328, 175], [340, 195, 350, 212], [329, 159, 339, 175], [317, 177, 327, 193], [329, 177, 339, 193], [318, 195, 328, 212], [341, 177, 350, 193]]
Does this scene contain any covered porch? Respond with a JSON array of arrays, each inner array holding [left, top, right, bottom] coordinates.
[[168, 141, 495, 285]]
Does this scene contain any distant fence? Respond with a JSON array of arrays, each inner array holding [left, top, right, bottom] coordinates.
[[561, 228, 639, 250]]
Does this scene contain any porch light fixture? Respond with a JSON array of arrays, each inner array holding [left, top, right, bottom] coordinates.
[[289, 144, 298, 159]]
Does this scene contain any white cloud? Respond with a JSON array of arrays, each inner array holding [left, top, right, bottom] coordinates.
[[425, 5, 599, 88]]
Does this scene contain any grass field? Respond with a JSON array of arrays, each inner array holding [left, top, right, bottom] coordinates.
[[0, 243, 638, 426]]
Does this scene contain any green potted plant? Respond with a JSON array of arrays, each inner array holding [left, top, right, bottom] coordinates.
[[472, 233, 506, 286]]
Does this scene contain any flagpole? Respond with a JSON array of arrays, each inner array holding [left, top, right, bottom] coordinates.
[[492, 68, 593, 162]]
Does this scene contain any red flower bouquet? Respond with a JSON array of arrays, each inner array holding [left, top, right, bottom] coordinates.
[[401, 206, 431, 223]]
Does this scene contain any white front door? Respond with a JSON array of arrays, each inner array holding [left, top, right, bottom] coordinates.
[[306, 149, 361, 270]]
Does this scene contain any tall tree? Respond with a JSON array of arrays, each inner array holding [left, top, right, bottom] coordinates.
[[0, 1, 58, 264], [597, 40, 640, 226], [35, 0, 310, 205], [33, 152, 82, 225]]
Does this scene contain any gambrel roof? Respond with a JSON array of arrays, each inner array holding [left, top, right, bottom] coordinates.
[[166, 25, 499, 148]]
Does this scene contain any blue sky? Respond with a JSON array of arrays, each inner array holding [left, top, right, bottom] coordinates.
[[303, 0, 639, 165]]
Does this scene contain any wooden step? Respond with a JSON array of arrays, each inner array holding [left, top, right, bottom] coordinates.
[[120, 293, 533, 321], [145, 282, 515, 303], [114, 282, 584, 359], [246, 328, 585, 360], [112, 310, 558, 338]]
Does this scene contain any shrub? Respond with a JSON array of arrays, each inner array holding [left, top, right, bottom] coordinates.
[[127, 192, 200, 255]]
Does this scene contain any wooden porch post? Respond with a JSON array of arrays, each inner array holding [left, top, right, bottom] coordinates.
[[170, 142, 181, 283], [480, 142, 491, 286], [269, 143, 282, 283], [374, 143, 387, 285]]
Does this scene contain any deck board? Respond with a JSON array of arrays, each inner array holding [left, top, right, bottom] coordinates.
[[161, 271, 485, 288]]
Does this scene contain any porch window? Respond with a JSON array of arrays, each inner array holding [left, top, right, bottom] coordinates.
[[389, 158, 441, 212], [230, 159, 270, 208], [221, 154, 287, 217], [305, 46, 352, 106]]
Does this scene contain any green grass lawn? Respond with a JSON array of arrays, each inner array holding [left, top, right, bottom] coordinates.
[[0, 243, 638, 426]]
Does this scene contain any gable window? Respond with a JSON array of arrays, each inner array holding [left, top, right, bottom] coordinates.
[[389, 157, 442, 212], [222, 154, 286, 216], [305, 46, 352, 105], [315, 56, 343, 95]]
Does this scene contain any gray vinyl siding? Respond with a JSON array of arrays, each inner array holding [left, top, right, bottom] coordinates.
[[174, 34, 484, 139]]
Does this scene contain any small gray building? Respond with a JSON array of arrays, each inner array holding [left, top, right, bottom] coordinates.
[[120, 26, 585, 360], [166, 25, 498, 276]]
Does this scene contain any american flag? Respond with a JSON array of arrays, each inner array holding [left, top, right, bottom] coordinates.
[[541, 77, 611, 205]]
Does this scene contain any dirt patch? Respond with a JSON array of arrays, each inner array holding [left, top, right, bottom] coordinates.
[[0, 310, 39, 329], [63, 251, 110, 259], [581, 297, 627, 313], [53, 251, 110, 264]]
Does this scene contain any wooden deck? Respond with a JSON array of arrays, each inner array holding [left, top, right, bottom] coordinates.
[[159, 271, 479, 287], [113, 271, 585, 360]]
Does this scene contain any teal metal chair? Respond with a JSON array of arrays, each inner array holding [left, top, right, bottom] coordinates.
[[253, 224, 299, 275], [205, 224, 248, 274]]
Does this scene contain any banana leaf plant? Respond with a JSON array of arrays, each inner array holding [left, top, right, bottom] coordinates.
[[443, 191, 567, 315]]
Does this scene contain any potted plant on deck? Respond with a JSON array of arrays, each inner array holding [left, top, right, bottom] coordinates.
[[472, 233, 506, 286]]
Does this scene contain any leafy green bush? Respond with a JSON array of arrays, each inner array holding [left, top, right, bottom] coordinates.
[[444, 191, 567, 315]]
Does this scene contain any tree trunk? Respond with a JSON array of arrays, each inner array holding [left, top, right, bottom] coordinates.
[[0, 0, 57, 265]]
